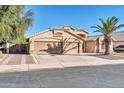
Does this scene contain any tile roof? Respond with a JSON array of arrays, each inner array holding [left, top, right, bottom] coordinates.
[[88, 31, 124, 41], [88, 35, 102, 40], [112, 31, 124, 41]]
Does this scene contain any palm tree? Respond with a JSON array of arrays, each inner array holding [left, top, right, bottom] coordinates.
[[91, 16, 124, 55]]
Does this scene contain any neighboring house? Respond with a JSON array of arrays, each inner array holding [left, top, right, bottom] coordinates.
[[112, 31, 124, 48], [28, 26, 88, 54], [87, 31, 124, 53]]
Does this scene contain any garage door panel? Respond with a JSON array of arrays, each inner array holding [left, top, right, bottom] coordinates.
[[34, 42, 62, 54], [34, 41, 79, 54], [34, 42, 47, 54], [63, 42, 78, 54]]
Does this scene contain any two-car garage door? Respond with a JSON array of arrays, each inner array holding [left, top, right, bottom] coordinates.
[[33, 41, 80, 54]]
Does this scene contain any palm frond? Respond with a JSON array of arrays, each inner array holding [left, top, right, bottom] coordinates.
[[91, 16, 124, 36]]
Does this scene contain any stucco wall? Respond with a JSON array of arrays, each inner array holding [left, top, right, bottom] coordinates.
[[85, 40, 96, 53]]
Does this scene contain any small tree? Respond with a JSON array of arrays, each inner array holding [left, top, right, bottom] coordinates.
[[0, 6, 33, 53]]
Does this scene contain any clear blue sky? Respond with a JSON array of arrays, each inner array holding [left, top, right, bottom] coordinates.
[[26, 5, 124, 37]]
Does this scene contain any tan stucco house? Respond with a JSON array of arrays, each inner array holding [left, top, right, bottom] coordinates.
[[87, 31, 124, 53], [27, 26, 124, 55], [29, 26, 88, 54]]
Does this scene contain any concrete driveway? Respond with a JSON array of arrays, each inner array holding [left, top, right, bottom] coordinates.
[[35, 54, 124, 68]]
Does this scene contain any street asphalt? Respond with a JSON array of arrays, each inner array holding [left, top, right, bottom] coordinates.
[[0, 64, 124, 88]]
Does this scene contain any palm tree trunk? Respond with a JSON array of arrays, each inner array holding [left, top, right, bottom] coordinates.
[[104, 36, 111, 55], [105, 41, 109, 55]]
